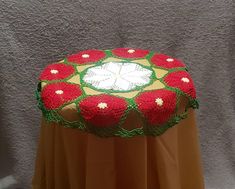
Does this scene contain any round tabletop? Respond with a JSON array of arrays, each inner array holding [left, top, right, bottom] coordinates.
[[36, 48, 198, 137]]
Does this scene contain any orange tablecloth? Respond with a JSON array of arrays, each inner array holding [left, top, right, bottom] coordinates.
[[32, 108, 204, 189]]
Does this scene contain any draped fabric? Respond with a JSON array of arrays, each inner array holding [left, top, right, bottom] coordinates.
[[32, 108, 204, 189], [1, 1, 234, 188]]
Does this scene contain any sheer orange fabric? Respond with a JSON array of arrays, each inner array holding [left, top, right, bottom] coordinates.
[[32, 108, 204, 189]]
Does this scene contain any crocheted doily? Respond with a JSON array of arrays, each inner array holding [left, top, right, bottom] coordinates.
[[36, 48, 199, 137]]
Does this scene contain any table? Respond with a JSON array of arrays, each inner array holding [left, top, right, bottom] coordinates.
[[32, 48, 204, 189]]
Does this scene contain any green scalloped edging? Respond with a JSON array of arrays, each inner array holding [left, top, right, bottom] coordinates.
[[35, 88, 199, 138]]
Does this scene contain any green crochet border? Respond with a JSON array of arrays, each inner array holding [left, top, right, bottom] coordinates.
[[35, 87, 199, 138], [36, 49, 199, 138]]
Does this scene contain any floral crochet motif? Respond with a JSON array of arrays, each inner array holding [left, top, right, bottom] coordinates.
[[36, 48, 199, 137], [41, 82, 83, 109], [135, 89, 177, 125], [39, 63, 75, 81], [67, 49, 106, 64], [79, 94, 127, 127], [163, 70, 196, 98], [151, 54, 186, 69], [112, 48, 149, 59]]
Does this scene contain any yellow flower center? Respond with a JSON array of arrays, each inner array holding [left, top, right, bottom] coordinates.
[[155, 98, 163, 106], [97, 102, 108, 109]]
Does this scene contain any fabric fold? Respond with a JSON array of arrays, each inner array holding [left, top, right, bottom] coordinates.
[[32, 109, 204, 189]]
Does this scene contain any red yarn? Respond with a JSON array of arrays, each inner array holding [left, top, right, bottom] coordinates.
[[164, 71, 196, 98], [67, 49, 106, 64], [135, 89, 176, 125], [151, 54, 185, 69], [79, 94, 127, 127], [112, 48, 149, 58], [39, 63, 75, 81], [41, 82, 82, 110]]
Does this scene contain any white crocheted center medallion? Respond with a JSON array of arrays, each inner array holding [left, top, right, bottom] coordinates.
[[83, 62, 153, 91]]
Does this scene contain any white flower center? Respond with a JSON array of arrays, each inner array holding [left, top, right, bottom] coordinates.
[[82, 54, 90, 58], [155, 98, 163, 106], [50, 69, 59, 74], [97, 102, 108, 109], [166, 58, 174, 62], [83, 62, 152, 91], [127, 49, 135, 53], [55, 90, 64, 95], [181, 77, 190, 83]]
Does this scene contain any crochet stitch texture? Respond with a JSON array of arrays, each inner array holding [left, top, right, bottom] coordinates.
[[36, 48, 199, 137]]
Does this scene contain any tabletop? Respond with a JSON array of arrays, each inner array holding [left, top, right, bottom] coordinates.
[[36, 48, 199, 137]]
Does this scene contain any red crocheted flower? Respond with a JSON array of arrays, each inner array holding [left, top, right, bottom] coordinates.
[[41, 82, 82, 110], [151, 54, 185, 69], [135, 89, 176, 125], [112, 48, 149, 59], [164, 71, 196, 98], [39, 63, 75, 81], [67, 49, 106, 64], [79, 94, 127, 127]]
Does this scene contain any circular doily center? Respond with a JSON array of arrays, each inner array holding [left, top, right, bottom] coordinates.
[[82, 62, 153, 91]]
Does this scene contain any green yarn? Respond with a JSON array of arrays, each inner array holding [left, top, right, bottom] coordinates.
[[36, 49, 199, 138], [35, 88, 198, 138]]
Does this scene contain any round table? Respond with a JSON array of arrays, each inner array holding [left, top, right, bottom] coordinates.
[[32, 48, 204, 189]]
